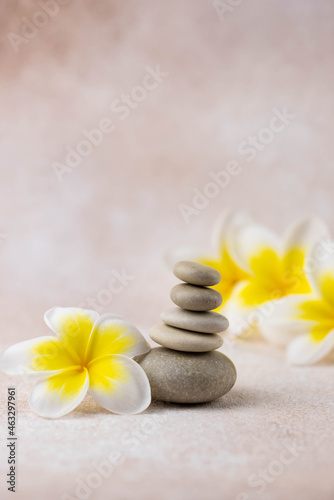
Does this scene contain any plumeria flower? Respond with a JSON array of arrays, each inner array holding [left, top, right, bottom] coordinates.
[[287, 242, 334, 365], [166, 209, 329, 344], [0, 308, 151, 418], [225, 213, 329, 344]]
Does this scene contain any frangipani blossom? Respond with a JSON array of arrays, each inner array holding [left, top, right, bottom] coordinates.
[[0, 308, 151, 418], [287, 243, 334, 365], [166, 209, 329, 345], [226, 214, 329, 344]]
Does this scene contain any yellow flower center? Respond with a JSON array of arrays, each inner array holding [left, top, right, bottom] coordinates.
[[238, 247, 311, 306], [199, 245, 250, 309], [297, 274, 334, 342]]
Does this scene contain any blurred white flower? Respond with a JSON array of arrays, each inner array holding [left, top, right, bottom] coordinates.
[[287, 244, 334, 365], [166, 209, 329, 346]]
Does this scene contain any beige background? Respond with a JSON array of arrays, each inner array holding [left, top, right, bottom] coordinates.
[[0, 1, 334, 499]]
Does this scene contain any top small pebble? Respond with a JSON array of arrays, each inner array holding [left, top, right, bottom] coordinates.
[[173, 260, 221, 287]]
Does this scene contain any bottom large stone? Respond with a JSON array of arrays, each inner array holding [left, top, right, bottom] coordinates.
[[136, 347, 237, 404]]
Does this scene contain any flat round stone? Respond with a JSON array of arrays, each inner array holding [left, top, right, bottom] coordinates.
[[137, 347, 237, 403], [170, 283, 222, 311], [161, 307, 228, 334], [173, 260, 221, 286], [149, 323, 223, 352]]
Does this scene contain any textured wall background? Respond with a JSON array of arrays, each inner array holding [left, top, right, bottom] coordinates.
[[1, 0, 334, 343]]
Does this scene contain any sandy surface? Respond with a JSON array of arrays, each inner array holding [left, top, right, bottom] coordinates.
[[1, 341, 334, 500]]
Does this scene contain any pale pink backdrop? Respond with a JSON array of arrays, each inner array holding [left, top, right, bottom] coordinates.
[[0, 1, 334, 499]]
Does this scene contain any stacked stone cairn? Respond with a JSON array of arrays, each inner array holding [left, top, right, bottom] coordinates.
[[138, 261, 237, 403]]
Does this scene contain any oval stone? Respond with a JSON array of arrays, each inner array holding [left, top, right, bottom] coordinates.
[[161, 307, 229, 334], [170, 283, 222, 311], [137, 347, 237, 403], [149, 323, 223, 352], [173, 261, 221, 286]]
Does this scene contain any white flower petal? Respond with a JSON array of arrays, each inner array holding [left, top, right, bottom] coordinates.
[[222, 288, 310, 345], [88, 355, 151, 414], [220, 282, 258, 340], [282, 217, 330, 292], [223, 309, 259, 341], [256, 294, 310, 346], [29, 368, 89, 418], [211, 208, 252, 255], [227, 217, 280, 273], [85, 314, 150, 363], [287, 330, 334, 365], [44, 307, 99, 363], [283, 216, 330, 255], [306, 240, 334, 294], [0, 337, 76, 376]]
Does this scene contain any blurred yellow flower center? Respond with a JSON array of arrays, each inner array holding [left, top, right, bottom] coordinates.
[[199, 245, 250, 308], [297, 274, 334, 342], [238, 247, 311, 306]]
